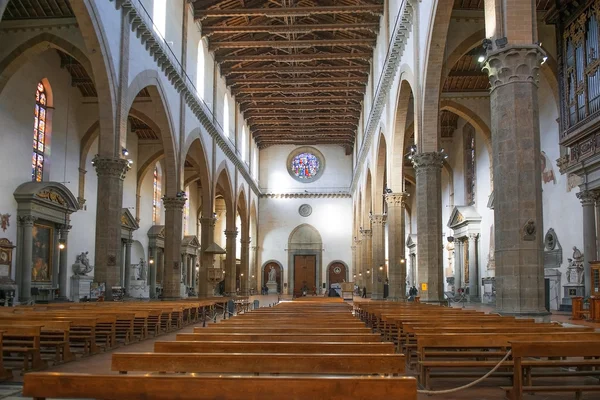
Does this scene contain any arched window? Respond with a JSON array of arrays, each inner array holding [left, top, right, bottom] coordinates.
[[152, 165, 162, 224], [32, 81, 48, 182], [183, 187, 190, 235], [241, 126, 247, 162], [153, 0, 167, 39], [196, 40, 205, 99], [464, 124, 476, 205], [223, 94, 230, 137]]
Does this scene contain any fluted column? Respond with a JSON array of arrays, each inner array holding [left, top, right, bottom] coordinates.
[[468, 234, 480, 300], [224, 230, 238, 294], [361, 229, 372, 295], [386, 192, 409, 300], [57, 224, 71, 300], [370, 214, 387, 300], [92, 156, 129, 300], [578, 190, 599, 297], [198, 216, 216, 297], [412, 152, 444, 302], [162, 196, 186, 299], [18, 216, 36, 303], [240, 237, 251, 295], [483, 45, 547, 315]]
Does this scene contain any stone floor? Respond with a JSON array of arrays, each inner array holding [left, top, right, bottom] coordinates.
[[1, 299, 598, 399]]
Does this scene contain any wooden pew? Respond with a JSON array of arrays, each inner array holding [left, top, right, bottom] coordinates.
[[1, 325, 46, 371], [155, 341, 395, 354], [0, 332, 11, 381], [176, 333, 381, 342], [112, 353, 405, 375], [199, 327, 372, 334], [23, 373, 418, 400], [503, 341, 600, 400], [0, 321, 74, 364]]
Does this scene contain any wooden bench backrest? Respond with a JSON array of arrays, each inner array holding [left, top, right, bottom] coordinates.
[[510, 340, 600, 358], [417, 332, 600, 348], [176, 333, 381, 342], [155, 341, 395, 354]]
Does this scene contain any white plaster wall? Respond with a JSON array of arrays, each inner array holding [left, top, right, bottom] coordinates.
[[259, 145, 352, 192], [258, 197, 353, 292]]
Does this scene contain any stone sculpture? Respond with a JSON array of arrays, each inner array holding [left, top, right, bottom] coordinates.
[[72, 252, 93, 276], [268, 266, 276, 282], [138, 258, 147, 281], [567, 246, 585, 285]]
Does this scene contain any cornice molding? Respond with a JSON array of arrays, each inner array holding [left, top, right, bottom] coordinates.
[[260, 192, 351, 199], [110, 0, 260, 196], [0, 18, 78, 33], [350, 0, 414, 193]]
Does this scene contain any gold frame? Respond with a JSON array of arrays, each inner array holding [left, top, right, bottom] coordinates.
[[32, 223, 53, 282]]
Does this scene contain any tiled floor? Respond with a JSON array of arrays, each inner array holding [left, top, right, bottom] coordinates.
[[3, 301, 599, 399]]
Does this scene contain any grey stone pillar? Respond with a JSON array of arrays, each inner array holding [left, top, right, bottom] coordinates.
[[187, 255, 192, 287], [157, 248, 164, 286], [224, 230, 238, 294], [57, 224, 71, 300], [198, 216, 216, 297], [577, 190, 599, 297], [370, 214, 386, 300], [149, 247, 157, 299], [412, 152, 444, 302], [454, 240, 463, 292], [240, 237, 251, 295], [162, 196, 186, 299], [386, 192, 408, 300], [483, 46, 547, 315], [361, 229, 372, 294], [468, 234, 479, 300], [123, 239, 132, 293], [19, 216, 36, 303], [354, 237, 362, 287], [351, 244, 357, 283], [92, 156, 129, 300]]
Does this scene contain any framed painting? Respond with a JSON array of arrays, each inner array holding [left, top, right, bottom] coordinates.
[[32, 223, 53, 282]]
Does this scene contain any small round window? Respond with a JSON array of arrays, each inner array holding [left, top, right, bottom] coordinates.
[[287, 147, 325, 183]]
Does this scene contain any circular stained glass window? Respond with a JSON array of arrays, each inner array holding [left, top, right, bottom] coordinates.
[[287, 147, 325, 183]]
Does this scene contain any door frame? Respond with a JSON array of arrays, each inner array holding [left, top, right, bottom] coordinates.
[[288, 250, 321, 295], [326, 260, 349, 289]]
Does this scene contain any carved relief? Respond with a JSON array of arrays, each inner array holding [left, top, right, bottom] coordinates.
[[92, 156, 129, 180], [384, 192, 409, 207], [411, 152, 445, 172], [36, 190, 66, 206], [482, 46, 545, 90], [0, 214, 9, 232], [522, 219, 537, 241]]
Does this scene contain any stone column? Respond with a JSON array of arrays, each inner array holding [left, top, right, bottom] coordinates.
[[354, 237, 362, 287], [468, 234, 480, 301], [240, 237, 251, 295], [92, 156, 129, 300], [454, 239, 463, 292], [483, 46, 547, 315], [18, 216, 36, 303], [370, 214, 387, 300], [361, 229, 372, 295], [224, 230, 238, 294], [157, 248, 164, 286], [123, 239, 132, 293], [149, 247, 157, 299], [198, 216, 216, 297], [412, 152, 444, 302], [162, 196, 186, 299], [351, 244, 357, 283], [57, 224, 71, 300], [386, 192, 409, 300], [577, 190, 599, 297]]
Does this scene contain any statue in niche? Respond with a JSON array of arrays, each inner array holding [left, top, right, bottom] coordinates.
[[72, 252, 94, 276], [138, 258, 147, 281], [268, 266, 276, 282], [567, 246, 585, 285]]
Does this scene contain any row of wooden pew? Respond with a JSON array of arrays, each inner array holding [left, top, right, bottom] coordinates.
[[0, 298, 229, 379], [23, 298, 418, 399], [355, 300, 600, 400]]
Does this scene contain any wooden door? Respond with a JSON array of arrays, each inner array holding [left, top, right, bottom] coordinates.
[[294, 255, 316, 296], [328, 262, 346, 288]]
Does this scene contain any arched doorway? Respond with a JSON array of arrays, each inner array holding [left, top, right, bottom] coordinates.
[[327, 261, 348, 289], [262, 261, 282, 294], [287, 224, 322, 296]]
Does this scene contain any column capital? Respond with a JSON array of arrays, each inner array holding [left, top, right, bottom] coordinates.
[[240, 238, 252, 246], [224, 230, 238, 238], [468, 233, 479, 242], [57, 224, 72, 233], [18, 215, 37, 226], [577, 190, 599, 206], [360, 229, 372, 239], [370, 213, 387, 225], [482, 45, 545, 91], [124, 239, 134, 246], [200, 216, 217, 227], [162, 196, 187, 211], [411, 152, 445, 172], [92, 156, 129, 180], [385, 192, 410, 207]]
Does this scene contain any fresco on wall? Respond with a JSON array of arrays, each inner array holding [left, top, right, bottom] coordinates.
[[291, 152, 320, 179], [32, 223, 52, 281], [541, 151, 556, 185]]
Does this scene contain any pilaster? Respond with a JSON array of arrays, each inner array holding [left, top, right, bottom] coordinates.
[[483, 45, 548, 315], [360, 229, 372, 294], [18, 215, 36, 303], [93, 156, 129, 300], [412, 152, 444, 302], [577, 190, 599, 297], [224, 229, 238, 294], [198, 216, 216, 297], [240, 237, 251, 294], [370, 214, 387, 300], [162, 196, 187, 299], [385, 192, 409, 300], [57, 224, 71, 300]]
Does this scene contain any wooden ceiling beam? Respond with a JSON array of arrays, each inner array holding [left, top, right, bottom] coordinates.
[[447, 70, 487, 77], [233, 86, 366, 94], [253, 127, 357, 132], [238, 95, 363, 103], [221, 65, 369, 75], [229, 76, 368, 86], [241, 104, 362, 111], [202, 23, 379, 36], [244, 112, 361, 118], [218, 52, 372, 63], [195, 5, 383, 19], [210, 38, 376, 51], [249, 120, 358, 126]]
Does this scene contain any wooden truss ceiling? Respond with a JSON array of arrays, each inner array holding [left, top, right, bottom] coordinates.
[[3, 0, 73, 19], [194, 0, 383, 151], [443, 47, 489, 92], [440, 110, 459, 138], [453, 0, 553, 11], [129, 115, 158, 140], [56, 50, 97, 97]]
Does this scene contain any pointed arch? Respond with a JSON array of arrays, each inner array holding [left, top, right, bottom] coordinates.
[[373, 132, 387, 214], [363, 169, 373, 226], [391, 79, 414, 192], [214, 161, 235, 230]]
